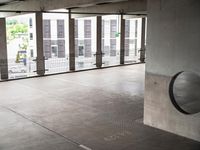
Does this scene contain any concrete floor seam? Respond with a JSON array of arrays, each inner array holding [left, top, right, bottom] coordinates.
[[1, 65, 199, 150], [1, 106, 93, 150]]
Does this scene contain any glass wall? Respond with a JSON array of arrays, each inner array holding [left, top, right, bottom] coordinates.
[[4, 12, 144, 80], [6, 13, 37, 79], [43, 13, 69, 74], [124, 18, 142, 64], [102, 15, 120, 67], [75, 17, 96, 70]]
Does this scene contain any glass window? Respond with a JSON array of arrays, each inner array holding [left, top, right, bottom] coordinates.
[[29, 18, 33, 28], [124, 18, 142, 64], [102, 15, 120, 67], [75, 17, 96, 70], [6, 13, 37, 79], [43, 13, 69, 74], [30, 33, 33, 40]]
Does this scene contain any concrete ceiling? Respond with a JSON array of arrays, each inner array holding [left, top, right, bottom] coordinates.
[[0, 0, 15, 3], [0, 0, 23, 6], [0, 0, 147, 18], [0, 0, 129, 10]]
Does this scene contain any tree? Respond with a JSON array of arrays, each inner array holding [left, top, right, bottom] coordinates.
[[7, 20, 28, 41]]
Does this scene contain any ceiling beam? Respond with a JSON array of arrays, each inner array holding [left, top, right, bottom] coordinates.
[[0, 0, 147, 18], [0, 0, 129, 11]]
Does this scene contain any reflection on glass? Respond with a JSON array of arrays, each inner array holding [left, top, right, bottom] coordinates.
[[102, 15, 120, 67], [43, 13, 69, 74], [75, 17, 96, 70], [124, 18, 142, 64], [6, 13, 37, 79], [169, 72, 200, 114]]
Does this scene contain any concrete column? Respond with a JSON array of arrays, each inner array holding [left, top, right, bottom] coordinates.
[[139, 17, 146, 63], [0, 18, 8, 80], [96, 16, 102, 68], [120, 15, 125, 65], [68, 11, 75, 71], [36, 12, 45, 76]]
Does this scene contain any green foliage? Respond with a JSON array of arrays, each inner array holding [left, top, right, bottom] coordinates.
[[6, 19, 29, 61], [7, 20, 28, 41], [20, 37, 28, 50], [6, 19, 17, 25], [115, 32, 120, 37], [15, 52, 20, 63]]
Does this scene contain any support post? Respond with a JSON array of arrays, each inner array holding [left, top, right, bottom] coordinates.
[[69, 10, 75, 71], [140, 17, 146, 63], [0, 18, 8, 80], [36, 12, 45, 75], [96, 16, 102, 68], [120, 14, 125, 65]]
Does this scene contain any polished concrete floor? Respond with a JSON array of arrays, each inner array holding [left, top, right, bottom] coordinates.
[[0, 64, 199, 150]]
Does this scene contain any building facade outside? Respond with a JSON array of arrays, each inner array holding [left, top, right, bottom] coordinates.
[[6, 13, 142, 79]]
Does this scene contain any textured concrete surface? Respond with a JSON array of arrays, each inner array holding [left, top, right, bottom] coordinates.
[[0, 64, 199, 150], [144, 73, 200, 142], [172, 72, 200, 114], [0, 0, 146, 14], [145, 0, 200, 142]]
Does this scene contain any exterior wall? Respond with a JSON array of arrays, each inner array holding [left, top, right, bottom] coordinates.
[[124, 18, 142, 57], [75, 18, 95, 58], [144, 0, 200, 142], [28, 14, 37, 59], [102, 15, 120, 57], [42, 13, 69, 59]]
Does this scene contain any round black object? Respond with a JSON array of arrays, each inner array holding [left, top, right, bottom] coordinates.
[[169, 71, 200, 115]]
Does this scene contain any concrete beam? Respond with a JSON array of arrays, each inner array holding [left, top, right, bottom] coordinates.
[[0, 0, 146, 18], [68, 13, 75, 71], [71, 0, 147, 14], [120, 15, 125, 65], [0, 0, 130, 11], [0, 18, 8, 80], [35, 12, 45, 76], [96, 16, 102, 68], [71, 14, 98, 19], [123, 14, 146, 19], [139, 17, 146, 62]]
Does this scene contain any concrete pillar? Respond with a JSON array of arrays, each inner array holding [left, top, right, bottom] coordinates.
[[0, 18, 8, 80], [96, 16, 102, 68], [120, 15, 125, 65], [36, 12, 45, 76], [68, 11, 75, 71], [139, 17, 146, 63]]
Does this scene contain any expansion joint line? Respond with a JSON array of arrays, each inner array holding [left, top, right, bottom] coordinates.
[[1, 106, 93, 150]]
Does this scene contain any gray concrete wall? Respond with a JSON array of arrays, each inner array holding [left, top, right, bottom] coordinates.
[[144, 0, 200, 142]]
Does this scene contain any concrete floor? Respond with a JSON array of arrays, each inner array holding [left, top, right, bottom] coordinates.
[[0, 64, 199, 150]]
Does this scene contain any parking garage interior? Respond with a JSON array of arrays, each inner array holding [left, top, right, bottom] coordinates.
[[0, 0, 200, 150]]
